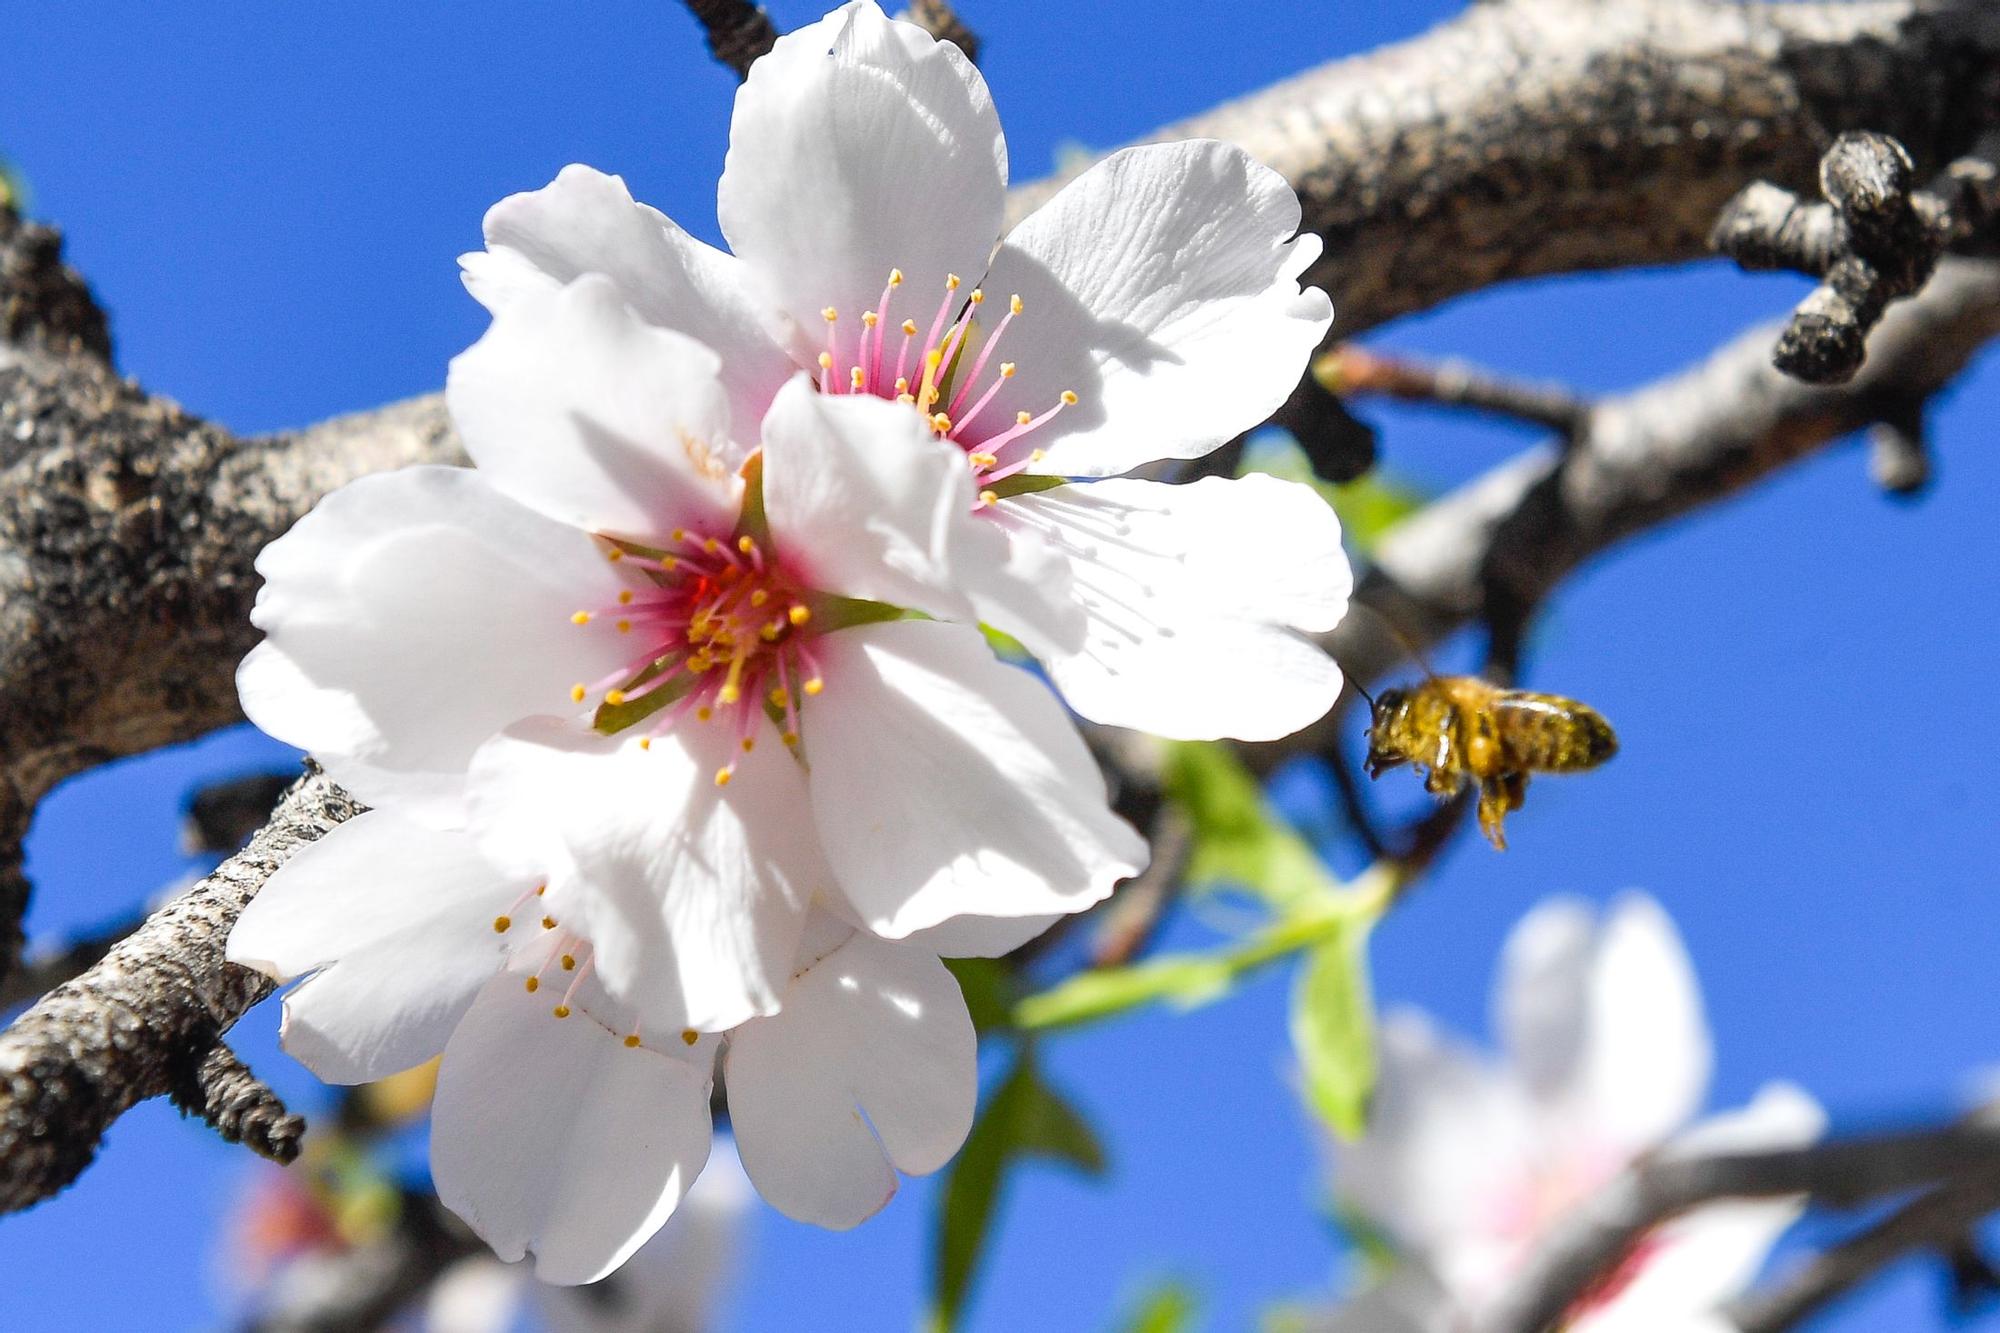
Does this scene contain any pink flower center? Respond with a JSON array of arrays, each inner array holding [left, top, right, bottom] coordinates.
[[814, 268, 1079, 502], [566, 526, 823, 785]]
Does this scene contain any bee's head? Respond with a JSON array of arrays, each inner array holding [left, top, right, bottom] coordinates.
[[1368, 686, 1407, 730]]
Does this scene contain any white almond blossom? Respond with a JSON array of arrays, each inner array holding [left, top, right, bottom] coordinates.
[[237, 274, 1142, 1036], [463, 0, 1350, 743], [230, 813, 977, 1279], [1325, 895, 1824, 1332]]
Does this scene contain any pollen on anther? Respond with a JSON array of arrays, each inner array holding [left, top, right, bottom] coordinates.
[[738, 535, 757, 555], [788, 604, 811, 626], [768, 685, 789, 707], [623, 1034, 642, 1049], [542, 915, 557, 930], [714, 767, 733, 787], [741, 737, 756, 753], [850, 366, 865, 389], [862, 311, 879, 328], [570, 610, 592, 625], [681, 1029, 699, 1046], [968, 452, 997, 468], [492, 915, 512, 933], [900, 319, 918, 337], [639, 737, 652, 750], [616, 619, 632, 634], [525, 976, 540, 993], [552, 1005, 572, 1019], [979, 490, 999, 506], [1061, 390, 1079, 405], [605, 689, 628, 706], [931, 412, 952, 433], [804, 676, 825, 696], [1031, 448, 1046, 462], [782, 729, 801, 747], [1016, 410, 1032, 425], [1000, 362, 1017, 378], [561, 954, 576, 971], [970, 288, 985, 305], [617, 589, 635, 605], [821, 306, 839, 322], [606, 548, 624, 562], [818, 351, 834, 371], [570, 683, 587, 703], [750, 589, 770, 608], [536, 884, 546, 896], [702, 537, 721, 554], [1009, 294, 1024, 315], [946, 274, 961, 290], [697, 705, 714, 721]]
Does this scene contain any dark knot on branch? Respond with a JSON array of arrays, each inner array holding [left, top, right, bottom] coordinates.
[[1712, 131, 1999, 386]]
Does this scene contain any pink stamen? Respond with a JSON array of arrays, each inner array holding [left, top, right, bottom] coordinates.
[[977, 397, 1072, 457], [950, 304, 1017, 418]]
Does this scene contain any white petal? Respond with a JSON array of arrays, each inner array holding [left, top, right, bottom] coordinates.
[[725, 932, 974, 1228], [1495, 896, 1597, 1102], [803, 619, 1146, 937], [1313, 1268, 1454, 1333], [1587, 1086, 1824, 1327], [902, 911, 1061, 958], [239, 466, 641, 824], [1337, 1011, 1534, 1279], [1571, 894, 1713, 1155], [433, 975, 714, 1285], [717, 0, 1005, 369], [760, 375, 991, 619], [446, 274, 744, 542], [987, 474, 1349, 741], [227, 812, 527, 1083], [971, 140, 1331, 477], [465, 716, 816, 1033], [462, 164, 795, 429]]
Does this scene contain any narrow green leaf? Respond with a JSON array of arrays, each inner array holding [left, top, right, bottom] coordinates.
[[1117, 1278, 1203, 1333], [1165, 741, 1339, 909], [1291, 917, 1377, 1141], [931, 1053, 1106, 1331]]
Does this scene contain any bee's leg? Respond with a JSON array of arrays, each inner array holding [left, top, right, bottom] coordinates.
[[1476, 776, 1511, 850], [1363, 745, 1405, 780], [1500, 770, 1529, 814]]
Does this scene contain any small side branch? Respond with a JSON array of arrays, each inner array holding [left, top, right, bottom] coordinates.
[[1320, 345, 1591, 438], [903, 0, 980, 64], [678, 0, 779, 79], [0, 766, 361, 1214], [1713, 131, 2000, 384]]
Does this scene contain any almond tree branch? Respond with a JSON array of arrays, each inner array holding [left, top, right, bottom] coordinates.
[[0, 766, 358, 1214], [676, 0, 779, 79], [1477, 1103, 2000, 1333]]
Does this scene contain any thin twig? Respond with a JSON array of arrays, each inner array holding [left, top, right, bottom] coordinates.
[[1319, 345, 1591, 438], [677, 0, 779, 79]]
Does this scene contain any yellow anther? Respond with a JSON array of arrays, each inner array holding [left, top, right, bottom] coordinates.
[[979, 489, 999, 506], [1061, 390, 1079, 405], [696, 705, 714, 721], [617, 589, 634, 605], [782, 729, 801, 747], [624, 1034, 642, 1048], [605, 689, 627, 706], [746, 590, 767, 610], [570, 610, 593, 625], [606, 548, 624, 562], [524, 976, 540, 993], [862, 311, 879, 328], [821, 306, 839, 322], [741, 737, 756, 753], [931, 412, 953, 433], [714, 767, 733, 787], [536, 884, 546, 896], [889, 268, 904, 286], [639, 736, 652, 751], [738, 534, 756, 555], [818, 351, 834, 371], [688, 654, 712, 673], [968, 452, 998, 468], [851, 366, 865, 389], [769, 685, 789, 707], [672, 528, 687, 542], [901, 319, 918, 337], [970, 288, 985, 304], [946, 274, 961, 290], [759, 622, 782, 642], [1031, 448, 1046, 462], [570, 683, 587, 703], [1016, 410, 1032, 425], [681, 1029, 699, 1046], [493, 915, 512, 933], [1000, 362, 1016, 378], [561, 954, 576, 971], [895, 376, 910, 394], [616, 619, 632, 634], [719, 683, 741, 703], [702, 537, 720, 554], [1009, 294, 1024, 315], [804, 677, 825, 696], [897, 393, 916, 404], [542, 915, 557, 930], [788, 604, 811, 626], [662, 555, 679, 571], [552, 1005, 571, 1019]]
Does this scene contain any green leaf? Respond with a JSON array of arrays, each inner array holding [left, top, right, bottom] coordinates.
[[931, 1052, 1106, 1331], [1165, 741, 1339, 909], [945, 957, 1015, 1033], [0, 158, 26, 212], [1291, 916, 1377, 1141], [1116, 1278, 1203, 1333]]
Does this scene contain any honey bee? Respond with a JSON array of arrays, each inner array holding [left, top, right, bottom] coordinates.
[[1363, 675, 1618, 850]]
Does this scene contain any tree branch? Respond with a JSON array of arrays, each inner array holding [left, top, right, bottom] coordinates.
[[0, 766, 359, 1214], [676, 0, 779, 79]]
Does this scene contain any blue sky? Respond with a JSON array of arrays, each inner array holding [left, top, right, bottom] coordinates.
[[5, 2, 1998, 1328]]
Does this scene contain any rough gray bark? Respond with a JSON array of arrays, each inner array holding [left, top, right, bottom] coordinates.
[[0, 767, 355, 1213]]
